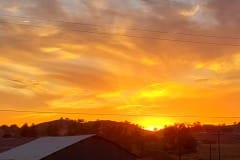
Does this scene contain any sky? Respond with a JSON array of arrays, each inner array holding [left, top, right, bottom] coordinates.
[[0, 0, 240, 130]]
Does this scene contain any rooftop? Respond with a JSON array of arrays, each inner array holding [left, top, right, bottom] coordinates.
[[0, 135, 95, 160]]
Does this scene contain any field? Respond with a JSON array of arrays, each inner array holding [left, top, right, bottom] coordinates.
[[195, 143, 240, 160], [182, 132, 240, 160]]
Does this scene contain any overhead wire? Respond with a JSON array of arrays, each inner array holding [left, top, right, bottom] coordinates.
[[0, 109, 240, 119]]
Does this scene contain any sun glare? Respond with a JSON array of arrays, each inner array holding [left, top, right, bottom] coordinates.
[[145, 126, 164, 131], [136, 117, 173, 131]]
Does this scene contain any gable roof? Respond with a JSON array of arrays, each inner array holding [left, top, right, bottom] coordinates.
[[0, 135, 95, 160]]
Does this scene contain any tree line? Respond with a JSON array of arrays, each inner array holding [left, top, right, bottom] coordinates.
[[0, 118, 239, 160]]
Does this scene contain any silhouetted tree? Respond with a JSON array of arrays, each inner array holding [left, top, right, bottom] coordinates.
[[46, 124, 59, 136], [20, 124, 37, 137], [20, 124, 30, 137], [162, 124, 197, 159]]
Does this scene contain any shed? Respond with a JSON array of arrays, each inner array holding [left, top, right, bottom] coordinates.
[[0, 135, 138, 160]]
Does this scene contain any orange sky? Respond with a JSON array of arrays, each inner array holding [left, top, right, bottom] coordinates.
[[0, 0, 240, 129]]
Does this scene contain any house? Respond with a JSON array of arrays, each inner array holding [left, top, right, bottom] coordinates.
[[0, 135, 138, 160]]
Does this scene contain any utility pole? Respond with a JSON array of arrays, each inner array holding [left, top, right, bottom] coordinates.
[[178, 144, 182, 160], [217, 132, 221, 160], [213, 131, 222, 160], [209, 143, 212, 160], [177, 127, 182, 160]]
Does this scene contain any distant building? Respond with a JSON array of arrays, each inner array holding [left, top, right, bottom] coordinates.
[[0, 129, 3, 138], [0, 135, 138, 160]]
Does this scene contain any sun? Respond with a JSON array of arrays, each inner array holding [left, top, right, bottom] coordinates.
[[144, 126, 164, 131], [134, 117, 174, 131]]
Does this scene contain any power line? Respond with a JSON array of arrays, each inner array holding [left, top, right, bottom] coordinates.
[[1, 21, 240, 47], [1, 14, 240, 40], [0, 109, 240, 119]]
